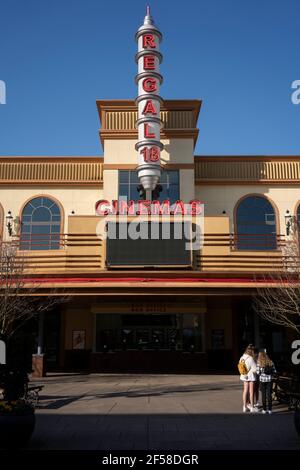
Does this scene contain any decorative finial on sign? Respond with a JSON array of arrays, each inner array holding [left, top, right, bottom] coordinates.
[[144, 5, 154, 25]]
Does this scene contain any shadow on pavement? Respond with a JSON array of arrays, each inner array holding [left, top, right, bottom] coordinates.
[[24, 412, 300, 450]]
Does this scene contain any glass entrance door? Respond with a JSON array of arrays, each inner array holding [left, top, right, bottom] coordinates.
[[95, 313, 204, 352]]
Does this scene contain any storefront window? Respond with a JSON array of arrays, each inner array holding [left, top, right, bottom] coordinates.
[[119, 170, 179, 203]]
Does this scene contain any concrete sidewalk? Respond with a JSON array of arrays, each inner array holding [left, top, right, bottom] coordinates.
[[28, 374, 300, 450]]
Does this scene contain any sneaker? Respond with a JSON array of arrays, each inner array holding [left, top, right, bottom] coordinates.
[[243, 406, 247, 413], [262, 409, 267, 414], [254, 402, 260, 408], [250, 406, 258, 413], [268, 410, 272, 415], [246, 404, 251, 410]]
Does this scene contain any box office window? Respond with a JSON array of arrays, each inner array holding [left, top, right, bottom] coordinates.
[[106, 222, 193, 267], [119, 170, 180, 203], [95, 313, 204, 352]]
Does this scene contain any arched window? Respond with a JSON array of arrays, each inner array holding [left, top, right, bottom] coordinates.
[[0, 203, 3, 239], [296, 204, 300, 231], [236, 195, 277, 250], [20, 197, 61, 250]]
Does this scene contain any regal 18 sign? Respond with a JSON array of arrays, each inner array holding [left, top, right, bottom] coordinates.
[[135, 6, 163, 195]]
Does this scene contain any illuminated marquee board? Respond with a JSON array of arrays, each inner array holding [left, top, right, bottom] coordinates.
[[135, 6, 163, 195]]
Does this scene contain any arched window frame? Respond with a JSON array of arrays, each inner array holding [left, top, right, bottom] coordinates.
[[0, 203, 4, 240], [294, 201, 300, 240], [234, 194, 279, 251], [295, 202, 300, 220], [19, 195, 64, 251]]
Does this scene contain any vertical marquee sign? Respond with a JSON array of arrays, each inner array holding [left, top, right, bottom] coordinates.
[[135, 6, 163, 198]]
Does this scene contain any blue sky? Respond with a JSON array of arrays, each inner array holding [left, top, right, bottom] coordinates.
[[0, 0, 299, 156]]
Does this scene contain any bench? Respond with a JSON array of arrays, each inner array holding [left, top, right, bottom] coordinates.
[[273, 374, 300, 409]]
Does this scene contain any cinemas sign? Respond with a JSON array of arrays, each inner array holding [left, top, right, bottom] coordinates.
[[95, 199, 203, 216]]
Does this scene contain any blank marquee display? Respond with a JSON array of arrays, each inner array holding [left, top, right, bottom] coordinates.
[[106, 222, 193, 267]]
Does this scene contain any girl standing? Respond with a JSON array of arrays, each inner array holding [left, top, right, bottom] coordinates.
[[240, 344, 258, 413], [256, 351, 277, 414]]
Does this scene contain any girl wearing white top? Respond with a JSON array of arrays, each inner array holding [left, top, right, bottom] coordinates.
[[240, 345, 257, 413]]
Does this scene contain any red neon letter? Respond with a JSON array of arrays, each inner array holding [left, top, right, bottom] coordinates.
[[151, 200, 171, 215], [143, 55, 155, 70], [173, 200, 186, 215], [142, 77, 157, 93], [95, 200, 110, 216], [189, 199, 203, 215], [112, 200, 118, 215], [140, 147, 148, 162], [140, 147, 160, 162], [119, 200, 136, 216], [138, 200, 151, 215], [149, 147, 159, 161], [144, 123, 155, 138], [143, 34, 156, 49], [142, 100, 157, 115]]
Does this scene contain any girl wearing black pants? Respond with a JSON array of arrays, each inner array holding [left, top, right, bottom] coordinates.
[[256, 351, 276, 414]]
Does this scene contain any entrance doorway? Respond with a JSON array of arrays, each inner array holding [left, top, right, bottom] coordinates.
[[95, 313, 203, 353], [92, 313, 206, 373], [235, 299, 288, 364]]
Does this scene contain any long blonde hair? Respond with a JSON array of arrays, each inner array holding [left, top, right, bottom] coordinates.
[[258, 351, 273, 368], [244, 344, 255, 356]]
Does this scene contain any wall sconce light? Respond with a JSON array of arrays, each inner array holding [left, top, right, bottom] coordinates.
[[285, 210, 293, 236], [5, 212, 21, 237], [5, 211, 13, 236], [13, 216, 21, 236]]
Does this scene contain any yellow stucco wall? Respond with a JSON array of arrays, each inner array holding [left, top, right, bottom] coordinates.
[[103, 170, 118, 201], [160, 139, 194, 164], [104, 138, 195, 164], [179, 169, 195, 201], [64, 305, 94, 350]]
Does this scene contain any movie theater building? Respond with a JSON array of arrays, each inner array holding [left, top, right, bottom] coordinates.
[[0, 9, 298, 373]]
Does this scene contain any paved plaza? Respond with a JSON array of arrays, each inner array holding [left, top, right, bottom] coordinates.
[[27, 373, 300, 450]]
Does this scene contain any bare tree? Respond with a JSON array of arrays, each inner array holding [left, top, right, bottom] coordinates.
[[0, 241, 68, 340], [253, 220, 300, 334]]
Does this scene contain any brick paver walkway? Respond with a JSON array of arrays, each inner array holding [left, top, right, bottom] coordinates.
[[27, 374, 300, 450]]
